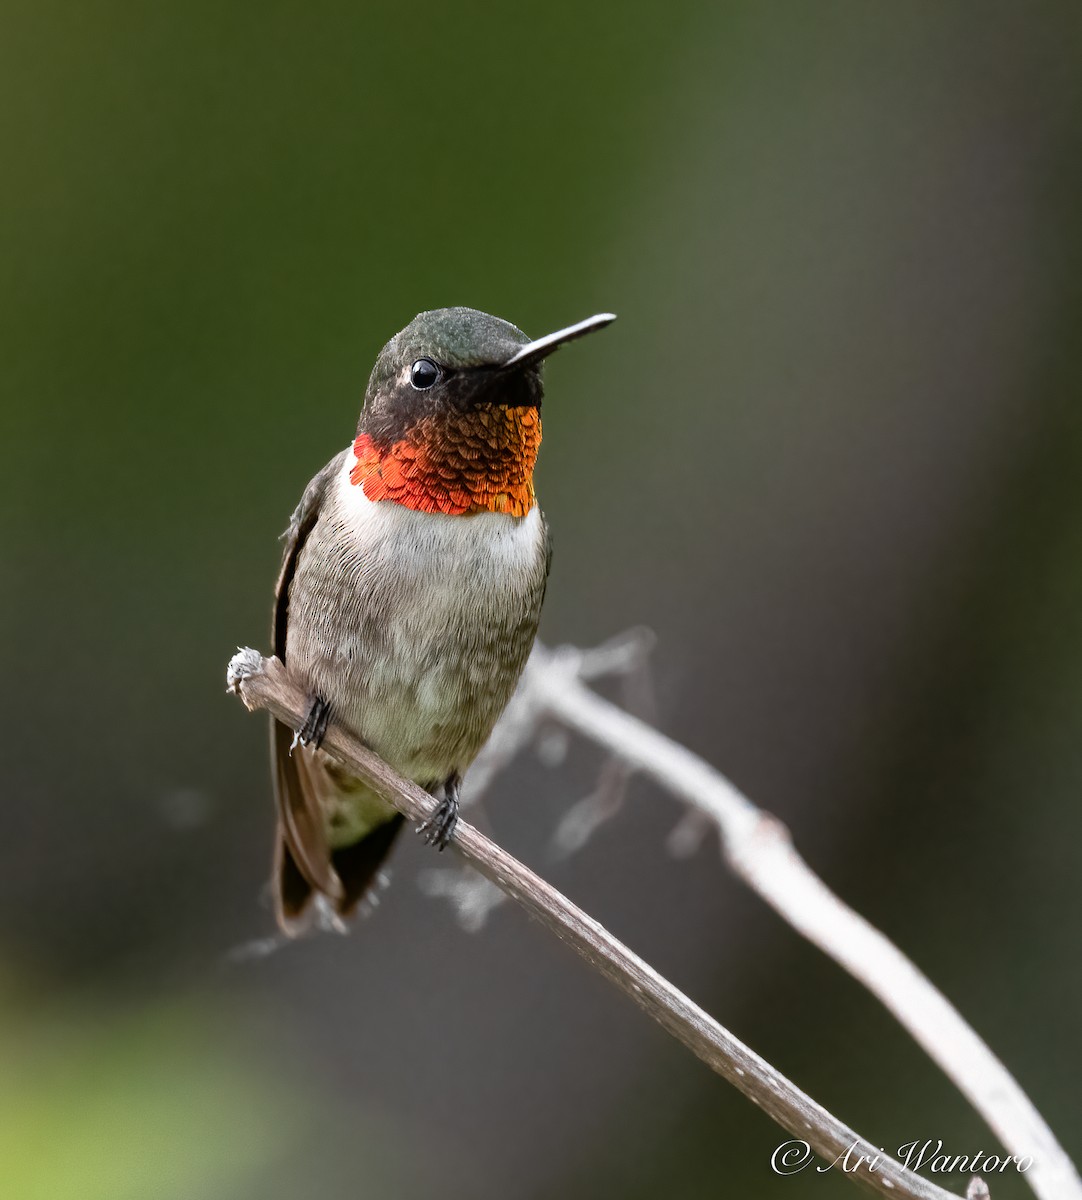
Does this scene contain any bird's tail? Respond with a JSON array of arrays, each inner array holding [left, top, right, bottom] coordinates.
[[271, 715, 403, 934], [274, 811, 404, 933]]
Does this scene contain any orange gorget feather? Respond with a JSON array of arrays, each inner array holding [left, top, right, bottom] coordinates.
[[350, 406, 541, 517]]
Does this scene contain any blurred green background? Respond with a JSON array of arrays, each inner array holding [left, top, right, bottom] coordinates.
[[2, 1, 1080, 1196]]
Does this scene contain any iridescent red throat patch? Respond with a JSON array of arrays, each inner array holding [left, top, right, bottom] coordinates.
[[350, 407, 541, 517]]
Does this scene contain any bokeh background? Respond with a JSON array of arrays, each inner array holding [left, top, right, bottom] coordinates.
[[3, 2, 1080, 1197]]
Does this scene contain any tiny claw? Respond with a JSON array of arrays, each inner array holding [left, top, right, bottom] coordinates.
[[295, 695, 332, 752], [416, 778, 460, 851], [417, 801, 460, 849]]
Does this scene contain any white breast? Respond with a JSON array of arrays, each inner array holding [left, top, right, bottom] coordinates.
[[293, 448, 549, 781], [335, 448, 545, 598]]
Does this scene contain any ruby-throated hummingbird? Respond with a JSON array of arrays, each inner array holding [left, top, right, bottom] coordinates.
[[268, 306, 615, 933]]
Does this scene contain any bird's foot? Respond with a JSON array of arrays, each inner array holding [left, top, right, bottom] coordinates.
[[291, 695, 332, 753], [417, 774, 461, 851], [418, 797, 459, 850]]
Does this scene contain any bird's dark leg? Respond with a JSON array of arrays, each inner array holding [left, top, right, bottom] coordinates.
[[417, 772, 461, 851], [292, 694, 332, 751]]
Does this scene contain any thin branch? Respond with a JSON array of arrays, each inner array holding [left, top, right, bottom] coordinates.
[[516, 643, 1080, 1200], [228, 647, 967, 1200]]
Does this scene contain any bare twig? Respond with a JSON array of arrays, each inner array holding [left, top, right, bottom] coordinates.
[[229, 647, 970, 1200], [511, 643, 1080, 1200]]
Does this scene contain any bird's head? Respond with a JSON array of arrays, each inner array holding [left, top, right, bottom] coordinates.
[[351, 307, 614, 516]]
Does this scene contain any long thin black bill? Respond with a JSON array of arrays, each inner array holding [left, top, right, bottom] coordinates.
[[502, 312, 617, 368]]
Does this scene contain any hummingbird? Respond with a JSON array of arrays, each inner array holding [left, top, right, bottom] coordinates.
[[269, 306, 615, 933]]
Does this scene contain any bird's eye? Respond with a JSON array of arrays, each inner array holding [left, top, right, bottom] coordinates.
[[410, 358, 440, 390]]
